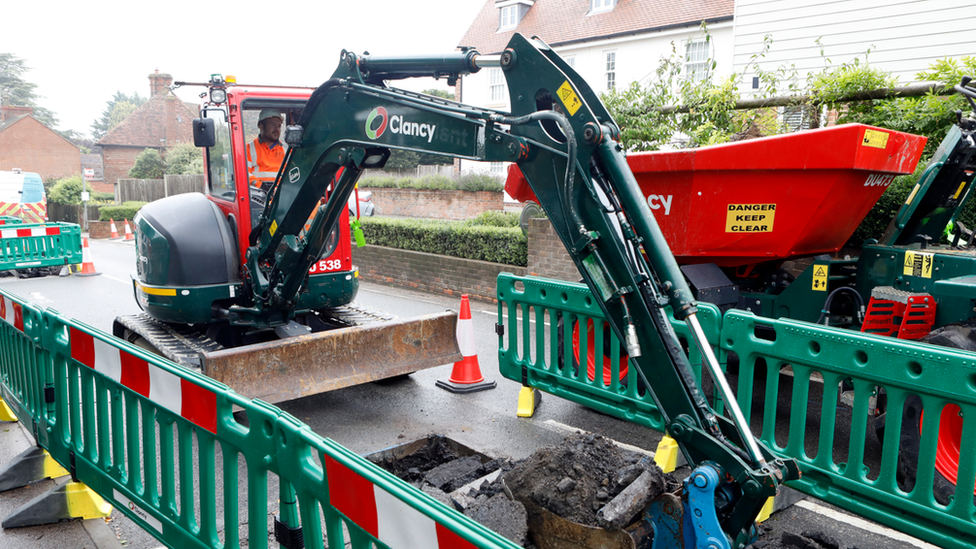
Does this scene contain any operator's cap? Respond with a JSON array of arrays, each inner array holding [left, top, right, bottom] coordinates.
[[258, 109, 283, 123]]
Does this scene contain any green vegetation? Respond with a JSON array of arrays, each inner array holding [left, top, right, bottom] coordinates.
[[165, 142, 205, 175], [0, 53, 59, 128], [128, 148, 166, 179], [98, 202, 147, 222], [361, 214, 526, 266], [91, 91, 147, 140], [359, 173, 503, 192]]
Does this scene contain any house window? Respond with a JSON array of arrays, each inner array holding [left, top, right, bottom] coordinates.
[[591, 0, 615, 14], [605, 51, 616, 90], [684, 39, 709, 82], [490, 162, 505, 175], [565, 56, 576, 68], [499, 5, 518, 30], [489, 68, 506, 103]]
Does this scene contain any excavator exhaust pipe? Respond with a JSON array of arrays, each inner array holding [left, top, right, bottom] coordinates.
[[200, 311, 462, 404]]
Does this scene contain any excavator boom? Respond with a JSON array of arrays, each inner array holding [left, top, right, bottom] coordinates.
[[257, 34, 798, 546]]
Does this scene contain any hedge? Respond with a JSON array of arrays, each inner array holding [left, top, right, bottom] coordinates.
[[360, 215, 527, 266], [359, 172, 504, 192], [98, 201, 148, 222]]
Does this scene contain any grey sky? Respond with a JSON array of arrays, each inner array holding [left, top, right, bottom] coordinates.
[[2, 0, 486, 138]]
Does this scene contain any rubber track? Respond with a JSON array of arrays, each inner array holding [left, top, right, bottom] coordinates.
[[114, 313, 222, 371], [114, 303, 396, 369]]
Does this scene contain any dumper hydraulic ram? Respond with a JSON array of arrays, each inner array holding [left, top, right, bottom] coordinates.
[[266, 34, 796, 547]]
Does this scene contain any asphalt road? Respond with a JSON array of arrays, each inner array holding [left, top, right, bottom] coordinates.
[[0, 237, 938, 549]]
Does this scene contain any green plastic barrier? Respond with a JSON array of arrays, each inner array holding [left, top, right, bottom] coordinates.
[[0, 216, 23, 226], [721, 310, 976, 549], [496, 273, 724, 430], [0, 284, 520, 549], [497, 273, 976, 549], [0, 289, 47, 433], [0, 222, 82, 271]]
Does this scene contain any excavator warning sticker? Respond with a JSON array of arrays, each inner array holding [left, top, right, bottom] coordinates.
[[862, 129, 889, 149], [812, 264, 829, 291], [557, 81, 583, 116], [903, 251, 934, 278], [726, 204, 775, 233], [269, 220, 278, 236]]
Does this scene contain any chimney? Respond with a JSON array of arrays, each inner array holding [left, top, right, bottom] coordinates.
[[0, 105, 34, 122], [149, 69, 174, 96]]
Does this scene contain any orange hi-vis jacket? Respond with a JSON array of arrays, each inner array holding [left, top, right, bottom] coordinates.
[[246, 138, 285, 188]]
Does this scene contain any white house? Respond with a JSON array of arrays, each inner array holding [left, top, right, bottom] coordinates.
[[455, 0, 736, 174], [733, 0, 976, 94]]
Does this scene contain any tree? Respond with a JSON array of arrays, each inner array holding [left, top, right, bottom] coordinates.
[[128, 148, 165, 179], [91, 91, 146, 140], [165, 142, 204, 175], [0, 53, 59, 127], [48, 175, 84, 205]]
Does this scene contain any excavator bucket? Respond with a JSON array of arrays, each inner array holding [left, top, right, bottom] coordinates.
[[199, 311, 461, 404]]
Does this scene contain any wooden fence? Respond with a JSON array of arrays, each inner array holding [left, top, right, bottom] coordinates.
[[116, 174, 205, 203], [47, 203, 103, 227]]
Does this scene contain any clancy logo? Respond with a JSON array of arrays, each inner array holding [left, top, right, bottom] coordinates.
[[365, 107, 388, 140]]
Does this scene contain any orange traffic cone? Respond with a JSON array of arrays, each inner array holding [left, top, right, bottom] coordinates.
[[437, 295, 496, 394], [109, 219, 121, 240], [123, 219, 135, 241], [76, 238, 101, 277]]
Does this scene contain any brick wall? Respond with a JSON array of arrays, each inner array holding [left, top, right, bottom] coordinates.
[[349, 217, 582, 303], [352, 245, 525, 303], [526, 217, 579, 282], [369, 188, 503, 220], [101, 146, 146, 189], [0, 117, 80, 181]]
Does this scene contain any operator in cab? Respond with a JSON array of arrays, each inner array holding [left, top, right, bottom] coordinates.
[[246, 109, 286, 193]]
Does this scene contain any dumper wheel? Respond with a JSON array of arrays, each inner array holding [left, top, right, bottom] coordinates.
[[920, 320, 976, 353], [874, 322, 976, 505], [874, 395, 959, 504]]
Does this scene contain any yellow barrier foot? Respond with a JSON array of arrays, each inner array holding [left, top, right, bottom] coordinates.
[[653, 435, 681, 473], [0, 447, 69, 492], [1, 480, 112, 528], [516, 386, 541, 417], [0, 397, 16, 422], [756, 485, 806, 523]]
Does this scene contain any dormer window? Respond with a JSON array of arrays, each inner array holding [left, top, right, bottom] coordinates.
[[500, 5, 518, 30], [496, 0, 534, 32], [590, 0, 615, 14]]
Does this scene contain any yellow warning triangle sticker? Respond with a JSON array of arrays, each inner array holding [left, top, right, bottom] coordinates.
[[904, 255, 915, 267], [813, 266, 826, 277]]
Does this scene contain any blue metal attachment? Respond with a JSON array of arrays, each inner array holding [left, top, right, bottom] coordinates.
[[684, 464, 731, 549]]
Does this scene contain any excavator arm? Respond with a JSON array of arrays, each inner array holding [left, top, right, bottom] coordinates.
[[240, 33, 797, 546]]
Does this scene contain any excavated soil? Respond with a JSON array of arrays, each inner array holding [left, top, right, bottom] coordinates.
[[372, 433, 851, 549], [503, 432, 673, 528]]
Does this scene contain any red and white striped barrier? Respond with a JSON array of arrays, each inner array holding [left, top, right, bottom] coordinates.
[[0, 295, 24, 332], [69, 328, 217, 434], [325, 455, 477, 549], [0, 226, 60, 239]]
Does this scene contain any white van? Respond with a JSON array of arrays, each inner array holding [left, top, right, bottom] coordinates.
[[0, 169, 47, 223]]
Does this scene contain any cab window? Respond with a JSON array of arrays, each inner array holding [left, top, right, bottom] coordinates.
[[204, 108, 235, 201]]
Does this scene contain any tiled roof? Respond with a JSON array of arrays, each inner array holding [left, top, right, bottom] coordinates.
[[458, 0, 734, 54], [97, 91, 196, 147]]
